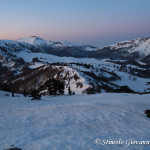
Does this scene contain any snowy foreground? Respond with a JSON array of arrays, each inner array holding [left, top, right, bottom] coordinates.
[[0, 91, 150, 150]]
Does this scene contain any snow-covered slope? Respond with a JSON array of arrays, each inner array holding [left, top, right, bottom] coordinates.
[[56, 66, 90, 94], [110, 37, 150, 56], [82, 45, 99, 51], [0, 91, 150, 150]]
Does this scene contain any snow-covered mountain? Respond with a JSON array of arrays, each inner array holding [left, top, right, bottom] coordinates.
[[17, 36, 76, 47], [17, 36, 98, 51], [17, 36, 51, 46], [91, 37, 150, 64], [0, 36, 150, 95], [110, 37, 150, 55]]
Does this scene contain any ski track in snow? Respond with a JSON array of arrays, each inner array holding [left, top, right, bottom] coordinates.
[[0, 91, 150, 150]]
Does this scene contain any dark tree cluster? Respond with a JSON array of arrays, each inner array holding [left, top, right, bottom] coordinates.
[[115, 86, 135, 93], [30, 89, 42, 100], [47, 79, 64, 95], [40, 79, 65, 95], [0, 82, 11, 92]]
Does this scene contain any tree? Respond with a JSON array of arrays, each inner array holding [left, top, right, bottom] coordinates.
[[46, 79, 65, 95], [12, 91, 15, 97], [116, 86, 135, 93], [0, 82, 11, 92], [31, 89, 41, 100], [68, 85, 75, 95], [23, 89, 27, 97], [68, 86, 72, 95], [10, 82, 15, 97]]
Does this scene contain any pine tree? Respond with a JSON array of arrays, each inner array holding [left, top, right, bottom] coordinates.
[[31, 89, 41, 100], [68, 86, 72, 95], [12, 91, 15, 97], [23, 89, 27, 97]]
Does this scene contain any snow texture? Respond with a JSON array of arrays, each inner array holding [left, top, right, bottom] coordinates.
[[0, 91, 150, 150]]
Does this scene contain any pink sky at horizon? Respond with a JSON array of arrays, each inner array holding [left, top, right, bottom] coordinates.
[[0, 0, 150, 47]]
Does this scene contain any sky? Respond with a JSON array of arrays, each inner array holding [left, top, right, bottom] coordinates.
[[0, 0, 150, 47]]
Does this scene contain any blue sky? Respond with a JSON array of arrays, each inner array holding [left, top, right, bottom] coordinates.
[[0, 0, 150, 47]]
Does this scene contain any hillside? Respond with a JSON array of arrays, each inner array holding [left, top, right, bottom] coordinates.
[[0, 36, 150, 94]]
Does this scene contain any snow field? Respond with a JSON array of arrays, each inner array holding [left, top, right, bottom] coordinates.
[[0, 91, 150, 150]]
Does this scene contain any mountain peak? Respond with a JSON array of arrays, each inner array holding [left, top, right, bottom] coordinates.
[[17, 36, 48, 45]]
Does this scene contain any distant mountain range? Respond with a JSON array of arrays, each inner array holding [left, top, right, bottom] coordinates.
[[16, 36, 150, 64], [91, 37, 150, 64], [0, 36, 150, 95], [0, 36, 150, 63]]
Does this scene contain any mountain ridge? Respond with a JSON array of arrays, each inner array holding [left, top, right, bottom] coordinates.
[[16, 36, 150, 53], [11, 35, 149, 64], [0, 36, 150, 95]]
